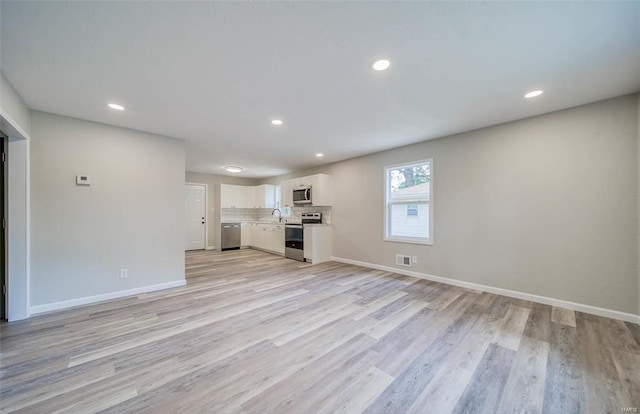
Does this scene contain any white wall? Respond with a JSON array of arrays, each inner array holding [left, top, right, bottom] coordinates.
[[30, 112, 185, 309], [0, 72, 31, 321], [637, 94, 640, 316], [1, 73, 31, 137], [263, 94, 639, 316], [185, 172, 258, 249]]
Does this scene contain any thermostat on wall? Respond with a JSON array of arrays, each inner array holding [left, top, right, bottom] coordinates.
[[76, 175, 91, 186]]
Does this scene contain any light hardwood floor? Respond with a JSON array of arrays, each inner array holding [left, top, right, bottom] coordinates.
[[1, 249, 639, 413]]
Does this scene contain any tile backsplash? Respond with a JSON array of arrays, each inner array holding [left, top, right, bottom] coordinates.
[[284, 206, 332, 224], [222, 206, 332, 224], [220, 208, 258, 222]]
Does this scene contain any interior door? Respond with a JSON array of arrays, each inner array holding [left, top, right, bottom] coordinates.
[[1, 134, 5, 320], [185, 184, 206, 250]]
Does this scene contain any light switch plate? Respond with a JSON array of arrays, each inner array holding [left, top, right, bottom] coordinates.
[[76, 175, 91, 186]]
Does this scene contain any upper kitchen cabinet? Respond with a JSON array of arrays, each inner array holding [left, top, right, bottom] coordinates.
[[281, 180, 294, 207], [254, 184, 276, 209], [274, 185, 281, 208], [306, 174, 333, 206], [281, 173, 333, 207], [245, 186, 256, 209], [220, 184, 248, 208], [220, 184, 279, 209]]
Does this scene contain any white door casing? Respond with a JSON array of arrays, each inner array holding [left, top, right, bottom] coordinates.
[[185, 184, 206, 250]]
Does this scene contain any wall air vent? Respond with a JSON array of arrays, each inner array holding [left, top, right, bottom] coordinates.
[[395, 255, 412, 267]]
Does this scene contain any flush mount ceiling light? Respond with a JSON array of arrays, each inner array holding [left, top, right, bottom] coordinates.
[[107, 103, 125, 110], [224, 166, 243, 173], [371, 59, 391, 71], [524, 90, 544, 99], [316, 153, 324, 157], [271, 119, 283, 125]]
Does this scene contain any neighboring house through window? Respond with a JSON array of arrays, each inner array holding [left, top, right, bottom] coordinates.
[[407, 204, 418, 216], [384, 159, 432, 244]]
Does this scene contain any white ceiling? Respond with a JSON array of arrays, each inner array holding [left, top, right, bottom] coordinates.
[[2, 2, 639, 178]]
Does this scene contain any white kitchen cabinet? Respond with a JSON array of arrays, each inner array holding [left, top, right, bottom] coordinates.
[[280, 174, 333, 207], [307, 174, 333, 206], [236, 186, 249, 208], [281, 177, 305, 207], [260, 225, 272, 251], [222, 184, 278, 209], [303, 225, 332, 264], [220, 184, 234, 208], [295, 178, 307, 186], [274, 185, 281, 208], [220, 184, 251, 208], [281, 180, 294, 207], [254, 184, 276, 209], [271, 224, 285, 254], [250, 223, 284, 254], [241, 222, 253, 247], [254, 225, 266, 250], [245, 186, 256, 209]]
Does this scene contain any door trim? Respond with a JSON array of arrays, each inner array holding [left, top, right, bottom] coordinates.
[[1, 132, 6, 320], [1, 101, 31, 322], [185, 182, 208, 250]]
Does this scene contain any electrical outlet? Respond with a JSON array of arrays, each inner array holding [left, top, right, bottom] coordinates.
[[412, 256, 418, 264], [119, 269, 128, 279]]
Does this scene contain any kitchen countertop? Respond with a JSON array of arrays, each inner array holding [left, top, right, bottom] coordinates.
[[250, 221, 331, 227]]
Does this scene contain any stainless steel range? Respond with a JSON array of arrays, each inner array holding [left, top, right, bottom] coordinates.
[[285, 213, 322, 261]]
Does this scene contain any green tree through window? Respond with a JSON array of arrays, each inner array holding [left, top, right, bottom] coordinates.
[[391, 164, 431, 190]]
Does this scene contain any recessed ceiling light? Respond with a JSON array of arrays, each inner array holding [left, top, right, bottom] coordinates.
[[271, 119, 283, 125], [316, 153, 324, 157], [224, 166, 243, 173], [108, 103, 125, 110], [371, 59, 391, 71], [524, 90, 544, 99]]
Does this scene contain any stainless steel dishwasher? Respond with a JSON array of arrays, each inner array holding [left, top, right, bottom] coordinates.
[[221, 223, 241, 250]]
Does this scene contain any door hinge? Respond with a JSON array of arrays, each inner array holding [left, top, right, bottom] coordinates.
[[1, 153, 5, 163], [2, 285, 5, 295], [2, 219, 5, 229]]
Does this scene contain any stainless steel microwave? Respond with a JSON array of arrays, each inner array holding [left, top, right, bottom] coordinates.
[[293, 186, 312, 205]]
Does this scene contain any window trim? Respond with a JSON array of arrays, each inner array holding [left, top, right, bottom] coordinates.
[[383, 159, 433, 245]]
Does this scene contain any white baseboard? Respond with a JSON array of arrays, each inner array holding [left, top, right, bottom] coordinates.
[[205, 245, 216, 251], [331, 256, 640, 325], [29, 280, 187, 315]]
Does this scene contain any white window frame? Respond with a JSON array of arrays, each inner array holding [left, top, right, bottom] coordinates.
[[384, 159, 433, 245]]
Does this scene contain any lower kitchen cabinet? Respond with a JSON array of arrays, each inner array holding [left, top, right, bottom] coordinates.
[[240, 222, 253, 247], [303, 226, 332, 264], [250, 223, 284, 254], [238, 222, 329, 262], [271, 225, 285, 254]]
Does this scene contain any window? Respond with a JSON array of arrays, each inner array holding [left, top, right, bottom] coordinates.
[[384, 159, 432, 244]]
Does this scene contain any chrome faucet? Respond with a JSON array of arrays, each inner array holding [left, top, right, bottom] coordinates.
[[271, 208, 283, 222]]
